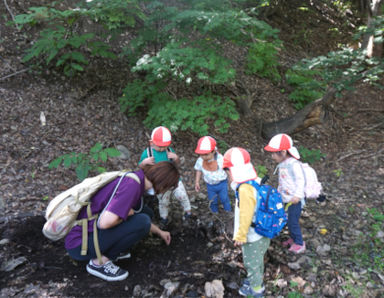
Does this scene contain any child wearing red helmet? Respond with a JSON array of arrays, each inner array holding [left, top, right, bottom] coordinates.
[[264, 133, 306, 254], [194, 136, 231, 213], [223, 147, 269, 297], [139, 126, 191, 226]]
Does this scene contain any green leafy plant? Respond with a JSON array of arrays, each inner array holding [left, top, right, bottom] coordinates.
[[119, 79, 163, 115], [48, 143, 121, 181], [22, 26, 93, 76], [216, 139, 230, 153], [298, 146, 325, 164], [13, 3, 130, 75], [246, 42, 281, 83], [286, 68, 325, 109], [256, 165, 268, 178], [333, 169, 343, 177], [351, 208, 384, 274], [144, 93, 239, 135], [84, 0, 143, 30], [287, 46, 384, 110], [132, 42, 236, 84]]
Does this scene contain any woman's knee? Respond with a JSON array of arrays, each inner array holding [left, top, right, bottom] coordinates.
[[135, 213, 151, 233]]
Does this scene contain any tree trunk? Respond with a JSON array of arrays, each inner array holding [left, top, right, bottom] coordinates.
[[261, 88, 337, 139], [360, 0, 383, 57]]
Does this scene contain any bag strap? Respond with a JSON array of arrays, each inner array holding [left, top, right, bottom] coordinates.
[[97, 172, 140, 228], [147, 147, 152, 158], [236, 180, 264, 228]]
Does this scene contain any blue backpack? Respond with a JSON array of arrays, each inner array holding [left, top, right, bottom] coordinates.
[[236, 179, 287, 239]]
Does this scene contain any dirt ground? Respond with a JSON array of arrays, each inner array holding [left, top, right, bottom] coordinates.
[[1, 1, 384, 297]]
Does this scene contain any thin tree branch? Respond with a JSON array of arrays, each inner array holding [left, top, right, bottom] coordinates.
[[0, 68, 29, 81], [4, 0, 16, 23]]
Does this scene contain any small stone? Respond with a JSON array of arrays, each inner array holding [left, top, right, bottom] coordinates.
[[376, 230, 384, 239], [316, 244, 331, 256], [163, 281, 180, 297], [226, 281, 238, 290], [276, 279, 287, 288], [303, 286, 314, 295], [1, 257, 28, 272], [133, 285, 141, 297], [116, 145, 131, 160], [0, 239, 10, 245], [288, 261, 301, 270], [204, 279, 224, 298]]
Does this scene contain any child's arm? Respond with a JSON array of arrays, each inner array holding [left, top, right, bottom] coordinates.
[[138, 148, 155, 168], [233, 184, 256, 245], [139, 157, 155, 168], [195, 170, 202, 192]]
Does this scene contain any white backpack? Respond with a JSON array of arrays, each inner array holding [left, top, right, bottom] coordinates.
[[42, 171, 140, 262], [299, 162, 322, 199], [283, 160, 322, 199]]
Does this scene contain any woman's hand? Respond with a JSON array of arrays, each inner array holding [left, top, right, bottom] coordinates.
[[150, 223, 171, 245], [159, 230, 171, 245], [195, 182, 200, 192]]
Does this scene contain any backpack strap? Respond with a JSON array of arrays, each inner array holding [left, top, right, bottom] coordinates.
[[235, 180, 264, 226], [146, 147, 153, 158], [237, 180, 273, 228]]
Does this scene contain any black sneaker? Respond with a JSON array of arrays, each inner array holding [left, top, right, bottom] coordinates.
[[159, 217, 169, 229], [86, 260, 128, 281]]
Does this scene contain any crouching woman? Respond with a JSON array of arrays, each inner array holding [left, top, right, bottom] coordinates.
[[65, 161, 179, 281]]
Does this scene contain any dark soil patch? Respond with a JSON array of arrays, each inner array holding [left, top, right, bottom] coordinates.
[[0, 214, 244, 297]]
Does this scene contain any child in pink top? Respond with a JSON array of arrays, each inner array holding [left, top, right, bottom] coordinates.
[[264, 133, 306, 254]]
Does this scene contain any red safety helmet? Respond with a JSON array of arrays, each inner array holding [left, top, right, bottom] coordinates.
[[223, 147, 257, 183], [195, 136, 216, 154], [151, 126, 172, 147], [264, 134, 300, 159]]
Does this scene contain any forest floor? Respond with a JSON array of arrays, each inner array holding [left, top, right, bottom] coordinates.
[[1, 1, 384, 297]]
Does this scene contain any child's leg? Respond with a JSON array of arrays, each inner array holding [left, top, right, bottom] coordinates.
[[206, 183, 219, 213], [173, 180, 191, 212], [242, 237, 270, 288], [216, 180, 231, 211], [157, 191, 172, 220], [287, 202, 303, 245]]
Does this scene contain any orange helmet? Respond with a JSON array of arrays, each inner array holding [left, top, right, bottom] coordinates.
[[195, 136, 216, 154], [151, 126, 172, 146]]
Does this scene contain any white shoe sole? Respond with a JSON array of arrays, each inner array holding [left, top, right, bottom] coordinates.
[[116, 252, 131, 261], [86, 265, 128, 281]]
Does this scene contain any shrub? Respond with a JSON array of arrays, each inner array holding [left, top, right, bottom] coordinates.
[[286, 68, 325, 109], [246, 42, 281, 83], [48, 143, 121, 181], [143, 93, 239, 135], [298, 146, 325, 164]]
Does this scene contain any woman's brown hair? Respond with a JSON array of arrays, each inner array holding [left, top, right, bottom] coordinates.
[[142, 161, 180, 194]]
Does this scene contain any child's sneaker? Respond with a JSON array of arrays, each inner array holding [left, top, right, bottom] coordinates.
[[288, 242, 306, 254], [86, 260, 128, 281], [238, 283, 264, 297], [159, 217, 169, 229], [282, 238, 293, 247]]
